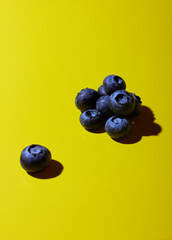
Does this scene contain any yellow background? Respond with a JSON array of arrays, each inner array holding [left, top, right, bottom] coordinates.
[[0, 0, 172, 239]]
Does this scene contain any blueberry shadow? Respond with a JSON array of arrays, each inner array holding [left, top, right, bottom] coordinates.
[[28, 159, 63, 179], [115, 105, 162, 144]]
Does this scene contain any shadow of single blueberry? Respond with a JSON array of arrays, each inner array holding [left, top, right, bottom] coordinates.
[[28, 159, 63, 179], [115, 105, 162, 144]]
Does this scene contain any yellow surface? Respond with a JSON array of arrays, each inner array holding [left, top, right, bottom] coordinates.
[[0, 0, 172, 239]]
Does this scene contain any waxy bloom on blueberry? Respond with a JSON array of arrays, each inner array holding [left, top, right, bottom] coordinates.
[[130, 93, 142, 116], [96, 95, 113, 117], [103, 75, 126, 95], [20, 144, 51, 172], [80, 109, 104, 130], [109, 90, 135, 115], [97, 85, 107, 96], [105, 116, 131, 139], [75, 88, 100, 111]]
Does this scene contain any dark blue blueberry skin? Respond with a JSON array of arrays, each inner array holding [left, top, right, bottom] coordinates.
[[97, 85, 107, 96], [20, 144, 51, 172], [75, 88, 100, 111], [130, 93, 142, 116], [80, 109, 104, 130], [96, 95, 113, 117], [105, 116, 131, 139], [109, 90, 135, 115], [103, 75, 126, 95]]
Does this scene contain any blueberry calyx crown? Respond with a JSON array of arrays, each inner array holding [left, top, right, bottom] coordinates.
[[28, 144, 43, 156], [111, 116, 123, 124], [115, 94, 129, 105], [85, 110, 99, 118], [113, 76, 122, 84]]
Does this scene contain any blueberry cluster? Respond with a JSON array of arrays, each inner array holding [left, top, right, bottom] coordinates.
[[75, 75, 142, 139]]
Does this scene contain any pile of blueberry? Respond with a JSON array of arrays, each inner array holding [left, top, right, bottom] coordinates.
[[75, 75, 142, 139]]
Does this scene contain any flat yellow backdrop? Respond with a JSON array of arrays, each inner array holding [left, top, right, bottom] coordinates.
[[0, 0, 172, 239]]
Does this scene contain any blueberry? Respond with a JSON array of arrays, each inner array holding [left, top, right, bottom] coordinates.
[[20, 144, 51, 172], [96, 95, 113, 117], [97, 85, 107, 96], [103, 75, 126, 95], [130, 93, 142, 116], [80, 109, 104, 130], [75, 88, 100, 111], [109, 90, 135, 115], [105, 116, 131, 139]]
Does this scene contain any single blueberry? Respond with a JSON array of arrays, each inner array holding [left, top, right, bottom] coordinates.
[[97, 85, 107, 96], [130, 93, 142, 116], [109, 90, 135, 115], [105, 116, 131, 139], [103, 75, 126, 95], [20, 144, 51, 172], [75, 88, 100, 111], [80, 109, 104, 130], [96, 95, 114, 117]]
